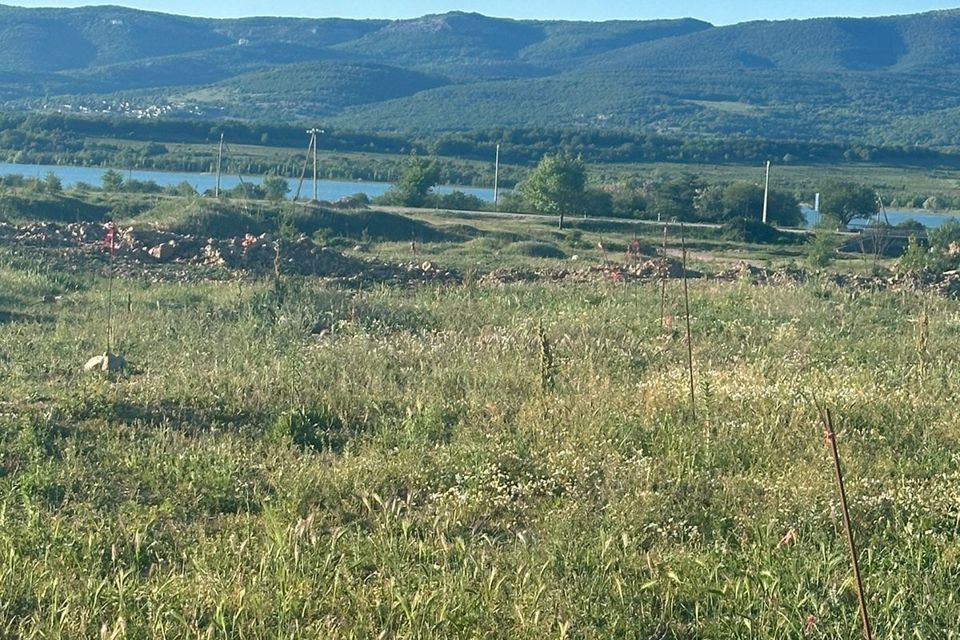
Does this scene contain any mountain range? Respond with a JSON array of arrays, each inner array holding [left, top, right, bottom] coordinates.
[[2, 5, 960, 146]]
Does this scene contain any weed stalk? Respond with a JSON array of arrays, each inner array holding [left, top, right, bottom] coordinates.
[[820, 407, 873, 640], [104, 221, 116, 353], [538, 320, 555, 390], [680, 224, 695, 419], [660, 225, 668, 330]]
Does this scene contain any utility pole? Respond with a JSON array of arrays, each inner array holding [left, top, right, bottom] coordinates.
[[215, 132, 224, 199], [762, 160, 771, 224], [306, 128, 324, 202], [493, 143, 500, 211]]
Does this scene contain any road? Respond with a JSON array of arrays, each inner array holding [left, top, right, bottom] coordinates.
[[374, 205, 827, 235]]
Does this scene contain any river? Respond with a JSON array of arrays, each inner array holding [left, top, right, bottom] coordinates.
[[4, 162, 958, 227], [0, 162, 496, 202], [801, 206, 957, 229]]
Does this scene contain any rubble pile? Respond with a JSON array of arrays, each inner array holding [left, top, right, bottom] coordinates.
[[197, 233, 366, 278], [7, 221, 960, 297], [0, 222, 458, 283], [478, 258, 685, 286], [1, 221, 78, 246], [712, 261, 960, 297]]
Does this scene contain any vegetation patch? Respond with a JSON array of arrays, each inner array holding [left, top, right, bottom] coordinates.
[[507, 241, 568, 259]]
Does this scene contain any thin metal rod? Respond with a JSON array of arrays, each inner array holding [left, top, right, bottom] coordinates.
[[680, 223, 695, 419], [822, 408, 873, 640]]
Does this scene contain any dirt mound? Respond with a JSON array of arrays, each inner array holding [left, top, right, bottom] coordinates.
[[0, 221, 459, 284]]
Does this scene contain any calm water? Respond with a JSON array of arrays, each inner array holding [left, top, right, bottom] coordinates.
[[0, 162, 495, 202], [802, 206, 958, 229]]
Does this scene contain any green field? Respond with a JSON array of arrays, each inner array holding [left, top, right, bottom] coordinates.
[[0, 198, 958, 637]]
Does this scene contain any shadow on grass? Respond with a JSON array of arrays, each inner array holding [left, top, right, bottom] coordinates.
[[0, 309, 54, 324]]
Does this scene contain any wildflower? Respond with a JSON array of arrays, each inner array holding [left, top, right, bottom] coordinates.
[[101, 221, 116, 255], [803, 614, 817, 634]]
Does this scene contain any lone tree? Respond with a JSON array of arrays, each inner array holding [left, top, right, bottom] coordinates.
[[262, 174, 290, 202], [384, 156, 441, 207], [43, 171, 62, 195], [101, 169, 124, 193], [520, 154, 587, 228], [820, 180, 878, 228]]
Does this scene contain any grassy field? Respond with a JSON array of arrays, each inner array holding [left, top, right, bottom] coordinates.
[[1, 203, 958, 638]]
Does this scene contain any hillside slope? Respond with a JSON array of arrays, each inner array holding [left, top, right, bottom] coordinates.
[[2, 5, 960, 145]]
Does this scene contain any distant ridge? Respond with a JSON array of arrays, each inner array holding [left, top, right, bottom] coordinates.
[[1, 5, 960, 146]]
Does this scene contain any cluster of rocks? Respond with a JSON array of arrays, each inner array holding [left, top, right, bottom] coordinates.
[[1, 221, 464, 284], [10, 221, 960, 297], [477, 257, 685, 286], [711, 261, 960, 297], [713, 262, 807, 285], [390, 260, 458, 282], [0, 221, 77, 246], [198, 234, 367, 278]]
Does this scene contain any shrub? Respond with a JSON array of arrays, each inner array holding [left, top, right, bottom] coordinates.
[[719, 218, 787, 244], [508, 241, 567, 259], [897, 235, 933, 273], [268, 406, 347, 453], [805, 228, 842, 267]]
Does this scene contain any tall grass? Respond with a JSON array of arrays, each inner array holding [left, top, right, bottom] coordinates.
[[0, 260, 959, 637]]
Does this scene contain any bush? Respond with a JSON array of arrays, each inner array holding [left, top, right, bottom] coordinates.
[[508, 241, 567, 259], [927, 218, 960, 254], [429, 190, 486, 211], [805, 230, 841, 267], [719, 218, 788, 244], [268, 406, 347, 453], [897, 235, 934, 273]]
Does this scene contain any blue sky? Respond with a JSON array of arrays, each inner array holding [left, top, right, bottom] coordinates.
[[8, 0, 960, 23]]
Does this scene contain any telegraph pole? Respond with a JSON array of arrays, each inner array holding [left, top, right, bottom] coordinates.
[[215, 132, 224, 198], [306, 128, 324, 202], [494, 143, 501, 208], [762, 160, 771, 224]]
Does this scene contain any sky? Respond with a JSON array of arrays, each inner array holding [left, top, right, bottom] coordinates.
[[6, 0, 960, 23]]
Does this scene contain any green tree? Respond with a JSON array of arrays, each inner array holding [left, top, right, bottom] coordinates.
[[262, 174, 290, 202], [927, 218, 960, 254], [382, 156, 441, 207], [820, 181, 878, 228], [648, 174, 705, 222], [101, 169, 124, 193], [519, 154, 587, 227], [167, 181, 198, 198], [716, 181, 803, 226], [43, 171, 62, 194]]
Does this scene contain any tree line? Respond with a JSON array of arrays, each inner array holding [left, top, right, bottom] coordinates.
[[4, 113, 960, 176], [375, 154, 884, 229]]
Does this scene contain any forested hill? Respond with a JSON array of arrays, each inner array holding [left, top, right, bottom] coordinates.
[[3, 5, 960, 147]]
